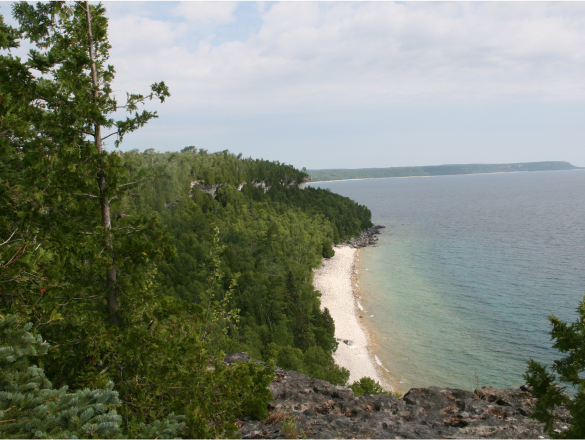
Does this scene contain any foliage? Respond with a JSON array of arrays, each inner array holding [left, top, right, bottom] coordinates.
[[121, 148, 367, 382], [281, 414, 300, 439], [265, 185, 372, 242], [524, 294, 585, 438], [0, 314, 184, 439], [322, 239, 335, 259], [349, 377, 386, 397]]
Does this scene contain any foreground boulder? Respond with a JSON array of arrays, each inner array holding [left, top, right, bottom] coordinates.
[[236, 365, 547, 439]]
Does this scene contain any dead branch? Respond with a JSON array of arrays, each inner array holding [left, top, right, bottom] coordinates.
[[0, 228, 18, 246]]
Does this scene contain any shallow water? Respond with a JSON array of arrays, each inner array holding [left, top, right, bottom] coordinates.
[[311, 170, 585, 393]]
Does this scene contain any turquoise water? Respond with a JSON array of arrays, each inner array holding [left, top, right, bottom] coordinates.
[[311, 170, 585, 393]]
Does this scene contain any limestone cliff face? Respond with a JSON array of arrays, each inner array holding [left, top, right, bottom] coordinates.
[[189, 180, 225, 197], [227, 353, 553, 439], [190, 177, 309, 198]]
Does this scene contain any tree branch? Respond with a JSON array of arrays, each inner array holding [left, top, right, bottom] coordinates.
[[101, 131, 118, 141], [118, 179, 152, 189], [0, 228, 18, 246], [71, 192, 101, 199], [112, 226, 146, 232]]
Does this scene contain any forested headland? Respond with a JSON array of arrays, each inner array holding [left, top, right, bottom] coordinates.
[[0, 2, 374, 438], [309, 161, 582, 182]]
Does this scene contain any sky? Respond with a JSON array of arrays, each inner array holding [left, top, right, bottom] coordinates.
[[3, 1, 585, 170]]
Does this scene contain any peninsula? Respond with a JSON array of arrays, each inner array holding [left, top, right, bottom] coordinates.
[[308, 161, 582, 182]]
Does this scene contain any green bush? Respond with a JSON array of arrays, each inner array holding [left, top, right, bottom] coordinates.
[[524, 294, 585, 438], [349, 377, 386, 397], [322, 239, 335, 258], [0, 314, 184, 439]]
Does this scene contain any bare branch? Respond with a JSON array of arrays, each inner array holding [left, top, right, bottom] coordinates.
[[101, 131, 118, 141], [0, 228, 18, 247], [112, 226, 146, 232], [1, 244, 28, 267], [71, 192, 101, 199], [118, 179, 153, 189]]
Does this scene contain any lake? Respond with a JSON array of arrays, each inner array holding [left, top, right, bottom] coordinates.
[[310, 170, 585, 393]]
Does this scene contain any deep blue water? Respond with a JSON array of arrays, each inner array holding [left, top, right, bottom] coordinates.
[[310, 170, 585, 393]]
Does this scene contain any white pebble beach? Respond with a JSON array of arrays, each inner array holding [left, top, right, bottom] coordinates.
[[313, 245, 392, 391]]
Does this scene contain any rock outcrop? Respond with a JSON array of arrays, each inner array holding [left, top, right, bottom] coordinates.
[[189, 177, 309, 198], [297, 175, 311, 190], [344, 225, 385, 248], [190, 180, 226, 197], [233, 360, 548, 439]]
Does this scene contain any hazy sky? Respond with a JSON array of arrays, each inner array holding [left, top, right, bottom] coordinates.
[[4, 1, 585, 169]]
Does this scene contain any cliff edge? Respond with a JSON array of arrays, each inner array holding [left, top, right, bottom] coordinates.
[[230, 353, 553, 439]]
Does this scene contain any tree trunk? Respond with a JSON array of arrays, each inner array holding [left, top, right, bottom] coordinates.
[[86, 1, 118, 325]]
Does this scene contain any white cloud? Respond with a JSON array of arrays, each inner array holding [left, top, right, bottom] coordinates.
[[108, 1, 585, 116], [171, 1, 238, 28], [102, 2, 585, 166]]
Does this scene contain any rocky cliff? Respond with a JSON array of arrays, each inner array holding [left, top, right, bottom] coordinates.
[[190, 177, 310, 198], [228, 353, 556, 439]]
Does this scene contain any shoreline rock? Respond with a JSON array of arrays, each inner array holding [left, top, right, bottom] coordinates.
[[233, 359, 548, 439], [342, 225, 385, 248]]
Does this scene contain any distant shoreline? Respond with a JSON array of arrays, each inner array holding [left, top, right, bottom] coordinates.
[[308, 167, 585, 185], [307, 161, 583, 183]]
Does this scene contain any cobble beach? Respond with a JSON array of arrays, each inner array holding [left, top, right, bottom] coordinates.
[[313, 245, 391, 391]]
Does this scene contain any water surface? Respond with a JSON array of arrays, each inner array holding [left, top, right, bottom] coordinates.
[[311, 170, 585, 393]]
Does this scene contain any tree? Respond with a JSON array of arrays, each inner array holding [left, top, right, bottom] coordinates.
[[524, 294, 585, 438], [0, 0, 179, 393], [321, 238, 335, 258], [0, 10, 53, 292], [10, 0, 170, 324]]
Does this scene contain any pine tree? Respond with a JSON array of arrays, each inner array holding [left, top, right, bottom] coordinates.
[[10, 0, 170, 324], [1, 1, 176, 387], [0, 314, 185, 439], [0, 10, 53, 293], [524, 294, 585, 438]]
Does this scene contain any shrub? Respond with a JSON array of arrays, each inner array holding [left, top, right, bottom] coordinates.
[[0, 314, 184, 439], [349, 377, 386, 397], [524, 294, 585, 438]]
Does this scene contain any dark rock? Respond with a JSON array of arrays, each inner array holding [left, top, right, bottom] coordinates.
[[475, 386, 536, 410], [343, 225, 386, 248], [235, 364, 549, 439], [223, 352, 252, 363]]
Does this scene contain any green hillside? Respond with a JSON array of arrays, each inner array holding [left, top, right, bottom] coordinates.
[[309, 161, 582, 182]]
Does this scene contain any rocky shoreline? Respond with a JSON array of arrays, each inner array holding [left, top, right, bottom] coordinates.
[[230, 354, 553, 439], [343, 224, 385, 248]]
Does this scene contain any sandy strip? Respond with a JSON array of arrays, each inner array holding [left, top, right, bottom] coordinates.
[[314, 245, 391, 391]]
